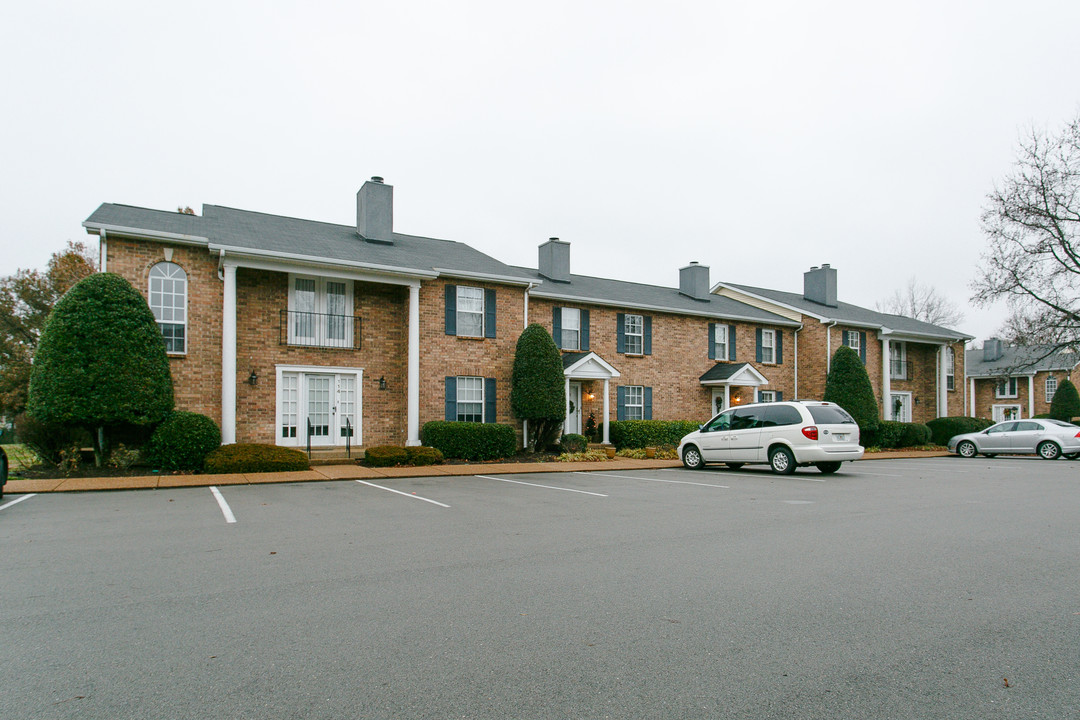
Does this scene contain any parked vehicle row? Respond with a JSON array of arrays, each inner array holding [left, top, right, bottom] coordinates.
[[678, 400, 864, 474]]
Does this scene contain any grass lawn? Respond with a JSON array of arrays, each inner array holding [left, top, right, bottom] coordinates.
[[3, 444, 39, 471]]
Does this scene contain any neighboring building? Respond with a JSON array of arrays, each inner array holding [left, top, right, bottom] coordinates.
[[83, 178, 973, 452], [965, 339, 1079, 421], [714, 264, 971, 425]]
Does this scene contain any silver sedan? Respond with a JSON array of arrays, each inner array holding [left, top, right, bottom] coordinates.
[[948, 419, 1080, 460]]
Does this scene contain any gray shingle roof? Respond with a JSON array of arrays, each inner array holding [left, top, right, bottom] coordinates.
[[84, 203, 534, 282], [719, 282, 971, 341], [516, 268, 799, 325], [699, 362, 752, 383], [966, 345, 1079, 377]]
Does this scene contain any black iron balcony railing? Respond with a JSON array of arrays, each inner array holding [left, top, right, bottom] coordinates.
[[280, 310, 361, 349]]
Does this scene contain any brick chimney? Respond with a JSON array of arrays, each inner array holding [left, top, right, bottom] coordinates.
[[803, 264, 838, 307], [679, 261, 710, 300], [538, 238, 570, 283], [357, 176, 393, 244]]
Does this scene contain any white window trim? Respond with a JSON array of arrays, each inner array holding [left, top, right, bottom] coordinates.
[[992, 404, 1021, 422], [758, 390, 776, 403], [889, 342, 907, 380], [455, 375, 485, 423], [624, 385, 644, 420], [1046, 375, 1058, 401], [275, 364, 363, 447], [889, 391, 913, 422], [561, 307, 581, 351], [714, 324, 729, 360], [456, 286, 485, 338], [945, 346, 955, 391], [287, 274, 354, 347], [625, 314, 644, 355], [996, 377, 1019, 399], [845, 330, 860, 354], [761, 329, 776, 364], [148, 261, 188, 355]]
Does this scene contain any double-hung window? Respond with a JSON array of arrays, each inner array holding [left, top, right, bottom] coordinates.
[[846, 331, 860, 355], [288, 275, 353, 348], [456, 376, 484, 422], [456, 287, 484, 337], [623, 385, 644, 420], [758, 390, 776, 403], [1046, 375, 1058, 401], [946, 347, 955, 390], [996, 377, 1018, 398], [149, 262, 187, 353], [760, 329, 776, 364], [561, 308, 581, 350], [714, 324, 729, 360], [890, 343, 907, 379], [624, 314, 644, 355]]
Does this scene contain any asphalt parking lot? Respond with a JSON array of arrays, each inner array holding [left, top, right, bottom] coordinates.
[[2, 457, 1078, 720]]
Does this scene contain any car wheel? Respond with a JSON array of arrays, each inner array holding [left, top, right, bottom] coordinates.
[[682, 445, 704, 470], [725, 463, 744, 470], [769, 447, 796, 475], [815, 461, 842, 474], [957, 440, 977, 458], [1037, 441, 1061, 460]]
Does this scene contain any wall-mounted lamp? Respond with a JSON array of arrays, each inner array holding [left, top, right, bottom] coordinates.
[[585, 392, 595, 401], [914, 397, 920, 405], [378, 376, 388, 391], [248, 369, 258, 386]]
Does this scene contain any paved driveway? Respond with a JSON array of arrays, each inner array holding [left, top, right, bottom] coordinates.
[[1, 458, 1078, 719]]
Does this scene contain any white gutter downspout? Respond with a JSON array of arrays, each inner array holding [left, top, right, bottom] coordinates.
[[794, 324, 803, 399], [824, 321, 837, 374]]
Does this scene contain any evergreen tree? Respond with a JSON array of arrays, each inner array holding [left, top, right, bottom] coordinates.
[[1049, 378, 1080, 421], [510, 323, 566, 451], [27, 272, 174, 465], [823, 345, 880, 439]]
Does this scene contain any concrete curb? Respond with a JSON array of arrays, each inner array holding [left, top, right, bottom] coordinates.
[[3, 452, 950, 494]]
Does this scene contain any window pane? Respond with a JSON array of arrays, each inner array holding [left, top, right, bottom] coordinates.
[[149, 262, 187, 353], [457, 377, 484, 422], [457, 287, 484, 337], [625, 315, 643, 354]]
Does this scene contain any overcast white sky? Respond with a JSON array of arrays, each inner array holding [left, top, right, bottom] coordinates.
[[3, 1, 1079, 343]]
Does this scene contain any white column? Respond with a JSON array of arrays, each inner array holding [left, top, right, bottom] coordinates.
[[938, 345, 948, 418], [99, 231, 108, 272], [881, 337, 891, 421], [406, 283, 421, 446], [564, 377, 571, 433], [602, 379, 610, 445], [970, 377, 976, 417], [221, 264, 237, 444], [1028, 376, 1035, 418], [724, 384, 730, 410]]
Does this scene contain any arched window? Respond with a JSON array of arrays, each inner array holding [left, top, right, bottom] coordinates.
[[149, 262, 187, 353]]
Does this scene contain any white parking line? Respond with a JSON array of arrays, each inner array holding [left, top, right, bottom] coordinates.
[[475, 475, 608, 497], [579, 471, 730, 489], [356, 481, 450, 507], [209, 486, 237, 524], [0, 494, 36, 511]]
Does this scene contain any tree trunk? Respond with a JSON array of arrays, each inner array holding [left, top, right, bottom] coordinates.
[[92, 425, 106, 468]]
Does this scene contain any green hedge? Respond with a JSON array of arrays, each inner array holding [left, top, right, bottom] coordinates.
[[364, 446, 409, 467], [204, 444, 309, 474], [605, 420, 701, 450], [420, 421, 517, 460], [866, 421, 932, 449], [925, 416, 993, 446], [559, 434, 587, 454], [406, 446, 444, 466], [144, 411, 221, 470]]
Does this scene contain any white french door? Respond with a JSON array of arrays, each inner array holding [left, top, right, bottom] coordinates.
[[277, 366, 362, 447]]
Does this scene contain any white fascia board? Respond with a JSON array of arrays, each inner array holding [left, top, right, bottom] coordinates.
[[82, 222, 209, 247], [212, 243, 434, 286], [711, 282, 829, 322], [529, 289, 800, 326], [880, 328, 973, 343], [433, 268, 540, 287], [563, 352, 621, 378]]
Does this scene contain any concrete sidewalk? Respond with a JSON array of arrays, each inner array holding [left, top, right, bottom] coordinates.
[[3, 450, 949, 494]]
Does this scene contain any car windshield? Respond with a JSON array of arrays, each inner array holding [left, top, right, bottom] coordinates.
[[1045, 419, 1078, 428], [807, 406, 855, 424]]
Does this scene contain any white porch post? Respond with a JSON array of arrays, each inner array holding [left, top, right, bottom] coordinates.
[[564, 377, 571, 433], [602, 379, 610, 445], [970, 377, 976, 417], [221, 263, 237, 444], [1028, 376, 1035, 418], [882, 337, 891, 421], [724, 384, 730, 410], [406, 283, 420, 446], [937, 345, 948, 418]]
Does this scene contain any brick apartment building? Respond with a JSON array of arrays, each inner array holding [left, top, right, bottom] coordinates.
[[966, 339, 1079, 421], [83, 178, 971, 450]]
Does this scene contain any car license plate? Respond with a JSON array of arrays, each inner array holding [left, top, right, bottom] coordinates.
[[834, 433, 849, 442]]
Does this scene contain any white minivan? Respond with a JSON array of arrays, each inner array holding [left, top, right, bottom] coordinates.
[[678, 400, 864, 474]]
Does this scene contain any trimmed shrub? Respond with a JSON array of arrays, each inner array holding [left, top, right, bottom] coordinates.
[[14, 412, 90, 465], [607, 420, 700, 450], [1050, 379, 1080, 421], [144, 411, 221, 470], [559, 434, 587, 454], [364, 446, 409, 467], [421, 421, 517, 460], [405, 446, 444, 466], [870, 421, 905, 449], [898, 423, 932, 448], [511, 324, 566, 450], [925, 416, 994, 446], [204, 443, 309, 474], [823, 345, 880, 440]]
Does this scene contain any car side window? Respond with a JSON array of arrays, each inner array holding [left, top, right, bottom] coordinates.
[[1015, 421, 1040, 431], [762, 405, 803, 427], [988, 422, 1016, 434], [704, 411, 733, 432], [731, 407, 764, 430]]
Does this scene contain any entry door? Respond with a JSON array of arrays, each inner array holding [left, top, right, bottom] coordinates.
[[306, 375, 334, 446], [993, 405, 1020, 423], [890, 393, 912, 422], [565, 382, 583, 435]]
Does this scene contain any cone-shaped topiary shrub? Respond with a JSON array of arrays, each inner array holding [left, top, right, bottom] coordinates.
[[511, 323, 566, 451], [1049, 378, 1080, 421], [823, 345, 880, 442]]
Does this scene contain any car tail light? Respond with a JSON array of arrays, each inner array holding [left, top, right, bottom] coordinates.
[[802, 426, 819, 440], [1075, 431, 1080, 438]]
